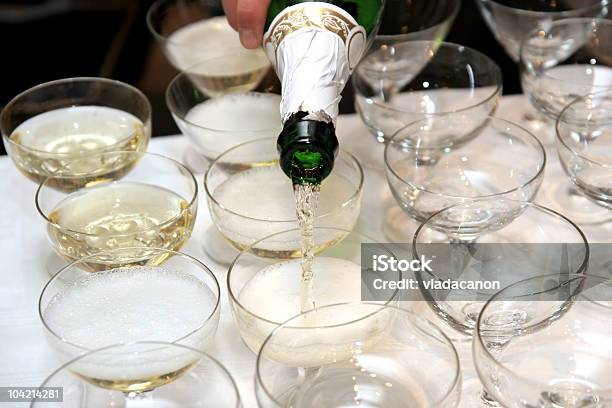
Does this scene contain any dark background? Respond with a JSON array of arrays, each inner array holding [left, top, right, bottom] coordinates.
[[0, 0, 520, 154]]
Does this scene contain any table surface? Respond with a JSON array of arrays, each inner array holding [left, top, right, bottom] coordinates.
[[1, 94, 609, 407]]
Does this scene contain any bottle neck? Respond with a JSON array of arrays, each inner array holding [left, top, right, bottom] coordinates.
[[277, 112, 338, 185]]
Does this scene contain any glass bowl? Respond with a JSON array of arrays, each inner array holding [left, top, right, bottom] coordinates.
[[476, 0, 610, 61], [1, 77, 151, 190], [353, 41, 502, 142], [33, 341, 241, 407], [556, 89, 612, 215], [371, 0, 459, 52], [227, 228, 399, 354], [255, 303, 461, 408], [413, 199, 589, 336], [147, 0, 269, 74], [520, 18, 612, 122], [474, 273, 612, 408], [385, 115, 545, 235], [36, 151, 198, 269], [205, 138, 363, 256], [39, 248, 220, 365], [166, 59, 281, 161]]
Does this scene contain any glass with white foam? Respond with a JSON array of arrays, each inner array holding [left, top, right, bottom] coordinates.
[[205, 138, 364, 256], [147, 0, 269, 78], [0, 78, 151, 191], [33, 342, 240, 407], [228, 228, 400, 354], [256, 303, 461, 408], [39, 248, 220, 367], [167, 60, 281, 161]]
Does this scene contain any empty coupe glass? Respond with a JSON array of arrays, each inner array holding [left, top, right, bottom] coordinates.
[[520, 18, 612, 142], [354, 42, 502, 142], [473, 274, 612, 407], [385, 116, 545, 237], [256, 303, 462, 408], [554, 89, 612, 224], [32, 341, 241, 407], [413, 199, 588, 336], [476, 0, 610, 62], [371, 0, 460, 52], [476, 1, 610, 141]]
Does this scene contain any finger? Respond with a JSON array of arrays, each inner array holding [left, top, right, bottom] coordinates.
[[222, 0, 238, 30], [236, 0, 271, 49]]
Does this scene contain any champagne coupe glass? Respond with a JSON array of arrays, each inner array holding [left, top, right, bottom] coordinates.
[[255, 303, 462, 408], [555, 89, 612, 225], [371, 0, 460, 52], [166, 59, 282, 163], [39, 247, 220, 365], [384, 115, 545, 239], [32, 341, 241, 407], [520, 18, 612, 144], [413, 198, 589, 339], [477, 0, 609, 61], [1, 78, 151, 190], [36, 151, 198, 270], [354, 41, 502, 143], [473, 273, 612, 407], [147, 0, 269, 75], [227, 228, 399, 354], [205, 138, 363, 256], [475, 0, 610, 138]]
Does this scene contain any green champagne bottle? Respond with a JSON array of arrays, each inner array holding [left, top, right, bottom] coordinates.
[[263, 0, 384, 184]]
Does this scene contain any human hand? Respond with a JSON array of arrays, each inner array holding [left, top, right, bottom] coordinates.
[[223, 0, 272, 49]]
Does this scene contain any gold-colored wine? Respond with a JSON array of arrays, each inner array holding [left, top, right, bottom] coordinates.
[[7, 106, 148, 191], [166, 17, 270, 97], [76, 361, 199, 393], [47, 181, 195, 269], [295, 183, 320, 313]]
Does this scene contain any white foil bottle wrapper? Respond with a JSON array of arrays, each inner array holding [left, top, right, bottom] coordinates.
[[264, 2, 367, 125]]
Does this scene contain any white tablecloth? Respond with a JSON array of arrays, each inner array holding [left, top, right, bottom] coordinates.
[[0, 95, 608, 407]]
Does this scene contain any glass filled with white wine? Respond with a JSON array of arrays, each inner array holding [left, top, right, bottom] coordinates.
[[39, 248, 220, 367], [167, 60, 281, 161], [1, 77, 151, 191], [205, 138, 363, 257], [36, 151, 198, 270], [32, 341, 241, 407], [147, 0, 270, 76]]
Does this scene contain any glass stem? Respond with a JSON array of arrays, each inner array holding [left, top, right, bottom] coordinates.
[[522, 105, 555, 145], [478, 339, 508, 407]]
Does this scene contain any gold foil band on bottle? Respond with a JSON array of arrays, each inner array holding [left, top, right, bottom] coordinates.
[[265, 5, 357, 52]]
